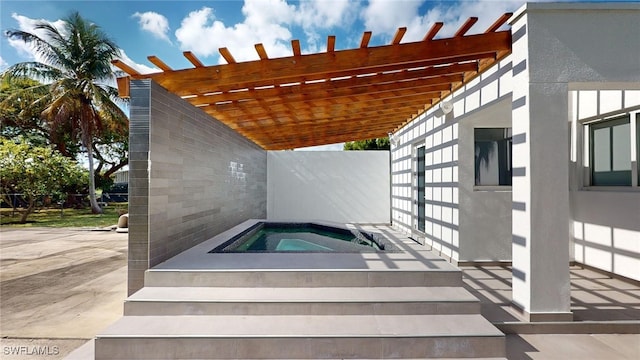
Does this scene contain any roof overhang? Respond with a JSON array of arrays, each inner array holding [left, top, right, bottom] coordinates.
[[114, 14, 512, 150]]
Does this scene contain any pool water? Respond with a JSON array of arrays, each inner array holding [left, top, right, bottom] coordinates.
[[211, 223, 383, 253]]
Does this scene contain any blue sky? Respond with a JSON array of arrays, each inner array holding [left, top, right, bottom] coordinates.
[[1, 0, 561, 73], [0, 0, 628, 149]]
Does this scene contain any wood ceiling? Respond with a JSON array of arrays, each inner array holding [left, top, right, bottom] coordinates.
[[113, 14, 512, 150]]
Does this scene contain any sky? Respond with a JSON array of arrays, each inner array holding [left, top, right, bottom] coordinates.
[[0, 0, 627, 150]]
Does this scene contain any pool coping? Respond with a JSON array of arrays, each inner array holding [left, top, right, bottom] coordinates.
[[151, 220, 460, 273], [209, 221, 396, 253]]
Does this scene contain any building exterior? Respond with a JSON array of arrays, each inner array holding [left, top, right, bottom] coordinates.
[[120, 2, 640, 322], [390, 2, 640, 320]]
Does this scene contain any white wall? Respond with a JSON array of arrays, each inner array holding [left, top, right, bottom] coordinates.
[[572, 191, 640, 281], [267, 151, 390, 223], [391, 56, 514, 262], [390, 1, 640, 317], [570, 89, 640, 282], [458, 97, 513, 261]]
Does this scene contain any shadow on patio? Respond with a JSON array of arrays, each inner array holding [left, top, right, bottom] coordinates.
[[460, 264, 640, 324], [460, 264, 640, 359]]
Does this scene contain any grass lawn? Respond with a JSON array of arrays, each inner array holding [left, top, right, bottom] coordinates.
[[0, 204, 127, 228]]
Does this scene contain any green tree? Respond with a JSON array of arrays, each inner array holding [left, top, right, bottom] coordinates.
[[3, 11, 128, 213], [343, 137, 390, 151], [0, 137, 86, 223], [0, 77, 49, 145]]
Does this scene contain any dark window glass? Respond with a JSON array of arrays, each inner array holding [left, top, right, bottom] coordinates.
[[474, 128, 512, 186], [590, 116, 631, 186]]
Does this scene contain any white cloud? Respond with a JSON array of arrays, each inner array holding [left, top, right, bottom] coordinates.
[[361, 0, 523, 43], [115, 49, 161, 75], [175, 0, 361, 63], [174, 0, 521, 64], [6, 13, 158, 77], [0, 56, 8, 70], [176, 4, 293, 63], [294, 0, 360, 50], [361, 0, 422, 37], [7, 13, 67, 62], [132, 11, 171, 43]]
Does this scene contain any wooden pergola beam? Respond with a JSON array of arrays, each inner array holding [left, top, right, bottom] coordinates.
[[360, 31, 372, 48], [183, 51, 205, 67], [291, 40, 302, 56], [455, 17, 478, 37], [167, 51, 495, 97], [392, 27, 407, 44], [218, 81, 451, 110], [147, 56, 172, 71], [209, 92, 442, 121], [139, 31, 510, 91], [219, 48, 236, 64], [112, 13, 513, 150], [424, 22, 444, 41], [255, 44, 269, 60], [187, 71, 464, 106]]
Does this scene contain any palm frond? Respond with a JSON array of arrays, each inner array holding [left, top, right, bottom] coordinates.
[[91, 84, 128, 132], [4, 28, 66, 70], [2, 62, 64, 83]]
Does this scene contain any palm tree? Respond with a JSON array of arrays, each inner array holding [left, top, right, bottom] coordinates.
[[3, 11, 128, 213]]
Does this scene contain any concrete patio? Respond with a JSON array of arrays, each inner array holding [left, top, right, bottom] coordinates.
[[0, 227, 638, 359]]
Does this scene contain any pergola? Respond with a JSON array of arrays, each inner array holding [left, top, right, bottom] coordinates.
[[114, 14, 512, 150]]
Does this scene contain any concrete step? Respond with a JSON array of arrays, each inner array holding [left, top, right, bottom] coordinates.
[[124, 286, 481, 316], [95, 314, 505, 359], [144, 269, 463, 288]]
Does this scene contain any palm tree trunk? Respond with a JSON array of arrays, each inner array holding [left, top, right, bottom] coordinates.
[[80, 104, 102, 214], [86, 141, 102, 214]]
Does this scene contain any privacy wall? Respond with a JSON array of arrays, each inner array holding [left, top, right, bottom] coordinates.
[[128, 80, 267, 295], [267, 151, 390, 224]]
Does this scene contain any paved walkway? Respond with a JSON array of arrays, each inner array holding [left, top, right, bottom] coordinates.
[[1, 227, 638, 359], [461, 264, 640, 359], [0, 227, 127, 360]]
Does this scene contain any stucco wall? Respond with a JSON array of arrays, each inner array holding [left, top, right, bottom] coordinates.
[[391, 56, 513, 262], [572, 191, 640, 281], [392, 3, 640, 277], [508, 3, 640, 313], [128, 80, 267, 295], [267, 151, 390, 223], [569, 89, 640, 282], [457, 97, 513, 261]]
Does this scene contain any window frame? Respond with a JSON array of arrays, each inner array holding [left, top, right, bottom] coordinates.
[[587, 113, 633, 188], [583, 112, 640, 190], [473, 127, 513, 188]]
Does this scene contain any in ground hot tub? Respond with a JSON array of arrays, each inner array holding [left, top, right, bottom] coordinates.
[[209, 222, 396, 253]]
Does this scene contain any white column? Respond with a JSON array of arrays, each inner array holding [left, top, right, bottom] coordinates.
[[509, 10, 572, 321]]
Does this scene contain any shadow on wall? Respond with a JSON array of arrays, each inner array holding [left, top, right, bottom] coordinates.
[[572, 190, 640, 282], [267, 151, 390, 224]]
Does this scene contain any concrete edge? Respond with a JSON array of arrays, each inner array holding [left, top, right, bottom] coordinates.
[[495, 321, 640, 334]]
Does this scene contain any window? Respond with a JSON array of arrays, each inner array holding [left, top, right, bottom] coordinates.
[[474, 128, 512, 186], [590, 116, 631, 186]]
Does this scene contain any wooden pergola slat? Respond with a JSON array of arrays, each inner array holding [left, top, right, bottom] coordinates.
[[190, 74, 460, 107], [424, 22, 444, 41], [147, 56, 172, 71], [178, 52, 489, 98], [183, 51, 205, 67], [219, 48, 236, 64], [114, 13, 513, 150], [255, 44, 269, 60], [392, 27, 407, 44]]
